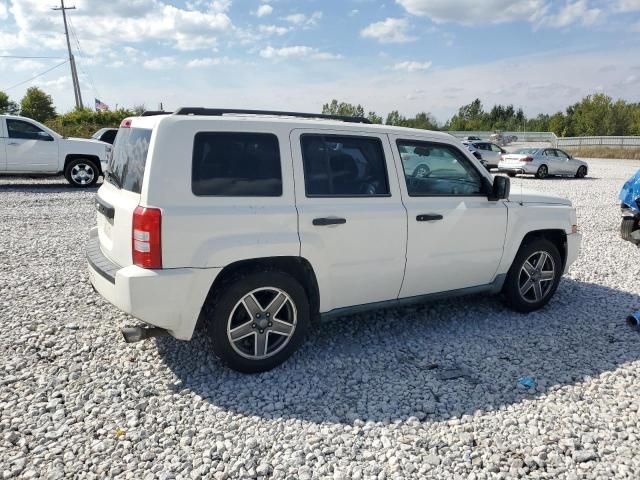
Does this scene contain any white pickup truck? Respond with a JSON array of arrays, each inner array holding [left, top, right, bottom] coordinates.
[[0, 114, 112, 187]]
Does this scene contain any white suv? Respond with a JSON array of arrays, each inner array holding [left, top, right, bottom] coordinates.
[[0, 115, 111, 187], [87, 108, 581, 372]]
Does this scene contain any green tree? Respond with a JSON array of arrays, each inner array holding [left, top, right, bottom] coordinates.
[[0, 91, 19, 114], [20, 87, 56, 122], [366, 111, 383, 124], [322, 99, 366, 118]]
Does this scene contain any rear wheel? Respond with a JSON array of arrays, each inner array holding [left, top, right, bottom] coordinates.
[[204, 271, 310, 373], [507, 172, 516, 178], [64, 158, 99, 187], [413, 164, 431, 178], [575, 166, 587, 178], [503, 238, 562, 313], [535, 165, 548, 179]]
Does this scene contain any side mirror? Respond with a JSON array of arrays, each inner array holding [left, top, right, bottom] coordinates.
[[37, 132, 54, 141], [489, 175, 510, 201]]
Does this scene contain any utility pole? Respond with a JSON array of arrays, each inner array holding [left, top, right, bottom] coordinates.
[[53, 0, 83, 109]]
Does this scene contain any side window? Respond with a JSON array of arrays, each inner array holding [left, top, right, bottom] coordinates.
[[7, 119, 46, 140], [102, 130, 117, 144], [192, 132, 282, 196], [555, 149, 569, 159], [490, 144, 502, 153], [397, 140, 485, 196], [301, 134, 390, 196], [543, 149, 557, 157]]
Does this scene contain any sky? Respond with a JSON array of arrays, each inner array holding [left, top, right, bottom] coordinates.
[[0, 0, 639, 123]]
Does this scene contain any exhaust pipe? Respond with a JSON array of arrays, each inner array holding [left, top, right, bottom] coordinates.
[[121, 326, 169, 343], [627, 312, 640, 330]]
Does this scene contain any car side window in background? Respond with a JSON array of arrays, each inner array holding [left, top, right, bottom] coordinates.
[[543, 149, 557, 157], [102, 130, 117, 144], [192, 132, 282, 196], [7, 120, 46, 140], [491, 144, 503, 153], [555, 149, 569, 159], [397, 140, 485, 196], [301, 134, 390, 196]]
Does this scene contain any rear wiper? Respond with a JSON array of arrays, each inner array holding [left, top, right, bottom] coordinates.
[[105, 169, 122, 189]]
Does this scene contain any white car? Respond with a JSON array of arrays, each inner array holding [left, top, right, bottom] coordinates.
[[0, 115, 111, 187], [498, 148, 588, 179], [467, 141, 506, 169], [87, 108, 581, 373]]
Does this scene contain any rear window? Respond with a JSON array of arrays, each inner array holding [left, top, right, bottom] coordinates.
[[192, 132, 282, 196], [109, 127, 151, 193]]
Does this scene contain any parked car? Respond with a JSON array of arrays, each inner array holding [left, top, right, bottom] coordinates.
[[87, 108, 581, 372], [498, 148, 588, 179], [0, 115, 111, 187], [462, 135, 482, 142], [466, 141, 506, 169], [620, 169, 640, 246], [461, 142, 484, 162], [91, 128, 118, 145]]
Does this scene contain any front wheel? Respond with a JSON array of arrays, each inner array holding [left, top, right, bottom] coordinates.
[[575, 166, 587, 178], [621, 218, 639, 243], [535, 165, 548, 179], [503, 238, 562, 313], [506, 172, 517, 178], [64, 158, 99, 187], [204, 271, 310, 373]]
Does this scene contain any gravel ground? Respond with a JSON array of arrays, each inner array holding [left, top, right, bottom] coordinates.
[[2, 158, 640, 480]]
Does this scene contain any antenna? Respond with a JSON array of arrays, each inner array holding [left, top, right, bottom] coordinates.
[[52, 0, 83, 109]]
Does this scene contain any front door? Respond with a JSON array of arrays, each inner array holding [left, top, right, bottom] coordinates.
[[390, 135, 508, 298], [290, 129, 407, 313], [5, 118, 58, 173]]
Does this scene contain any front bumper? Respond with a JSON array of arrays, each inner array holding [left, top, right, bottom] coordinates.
[[564, 232, 582, 273], [86, 228, 220, 340]]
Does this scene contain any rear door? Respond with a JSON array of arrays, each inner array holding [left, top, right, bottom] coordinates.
[[391, 135, 507, 298], [554, 149, 574, 174], [96, 124, 152, 266], [5, 118, 58, 172], [291, 129, 407, 312], [541, 149, 559, 174]]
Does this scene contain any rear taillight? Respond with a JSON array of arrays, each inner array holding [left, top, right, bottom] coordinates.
[[522, 156, 534, 162], [132, 206, 162, 269], [120, 118, 132, 128]]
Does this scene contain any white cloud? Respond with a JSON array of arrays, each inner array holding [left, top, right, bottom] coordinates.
[[259, 46, 341, 61], [186, 56, 238, 67], [255, 4, 273, 17], [258, 24, 291, 36], [616, 0, 640, 12], [143, 56, 176, 70], [361, 18, 416, 43], [0, 1, 7, 20], [283, 11, 322, 27], [393, 60, 432, 72], [396, 0, 548, 24], [544, 0, 602, 28]]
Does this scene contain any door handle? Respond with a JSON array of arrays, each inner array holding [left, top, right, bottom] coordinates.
[[416, 214, 443, 222], [313, 217, 347, 226]]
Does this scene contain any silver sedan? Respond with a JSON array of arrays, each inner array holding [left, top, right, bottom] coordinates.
[[498, 148, 588, 179]]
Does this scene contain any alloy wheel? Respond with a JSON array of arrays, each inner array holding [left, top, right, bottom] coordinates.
[[71, 163, 95, 185], [518, 251, 556, 303]]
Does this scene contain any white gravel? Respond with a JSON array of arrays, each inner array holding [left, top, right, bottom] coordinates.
[[2, 158, 640, 479]]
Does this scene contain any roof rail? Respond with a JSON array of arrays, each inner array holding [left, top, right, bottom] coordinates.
[[140, 110, 172, 117], [173, 108, 372, 124]]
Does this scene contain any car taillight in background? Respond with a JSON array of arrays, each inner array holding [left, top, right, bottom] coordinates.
[[522, 156, 534, 162], [132, 206, 162, 269]]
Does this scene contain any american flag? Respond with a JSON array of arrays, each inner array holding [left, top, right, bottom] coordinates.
[[95, 98, 109, 112]]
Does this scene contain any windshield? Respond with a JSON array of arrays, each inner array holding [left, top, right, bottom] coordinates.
[[91, 129, 104, 140], [108, 127, 151, 193], [513, 148, 539, 155]]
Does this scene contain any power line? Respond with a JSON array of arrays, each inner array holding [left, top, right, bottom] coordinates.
[[67, 14, 101, 101], [3, 60, 69, 91], [0, 55, 67, 59]]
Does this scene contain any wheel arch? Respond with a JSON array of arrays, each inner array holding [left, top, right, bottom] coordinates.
[[198, 256, 320, 328], [64, 154, 102, 174], [519, 229, 567, 270]]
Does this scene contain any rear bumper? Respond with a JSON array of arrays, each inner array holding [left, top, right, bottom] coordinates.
[[565, 232, 582, 273], [86, 228, 220, 340], [498, 164, 537, 175]]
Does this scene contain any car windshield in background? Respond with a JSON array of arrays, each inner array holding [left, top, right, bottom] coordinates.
[[108, 127, 151, 193], [514, 148, 539, 155]]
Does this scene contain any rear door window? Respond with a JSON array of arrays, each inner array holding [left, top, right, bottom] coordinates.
[[300, 134, 390, 196], [192, 132, 282, 196], [109, 127, 152, 193]]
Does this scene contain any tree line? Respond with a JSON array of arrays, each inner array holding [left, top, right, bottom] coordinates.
[[323, 94, 640, 137], [1, 87, 639, 137]]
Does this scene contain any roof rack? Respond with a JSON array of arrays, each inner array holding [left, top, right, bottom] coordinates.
[[173, 108, 371, 124], [140, 111, 172, 117]]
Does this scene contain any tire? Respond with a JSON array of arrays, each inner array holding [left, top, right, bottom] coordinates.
[[507, 172, 516, 178], [203, 271, 310, 373], [575, 166, 587, 178], [535, 165, 548, 179], [64, 158, 99, 187], [503, 238, 562, 313], [621, 218, 638, 243]]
